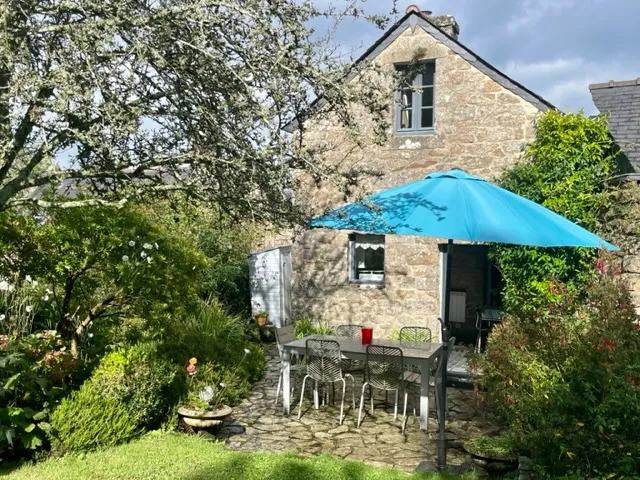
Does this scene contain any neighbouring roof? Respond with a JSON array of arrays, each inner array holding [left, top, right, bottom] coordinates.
[[590, 79, 640, 173], [285, 9, 555, 132]]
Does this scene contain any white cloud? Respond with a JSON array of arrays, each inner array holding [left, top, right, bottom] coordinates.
[[500, 56, 638, 114], [505, 58, 584, 78], [507, 0, 576, 34]]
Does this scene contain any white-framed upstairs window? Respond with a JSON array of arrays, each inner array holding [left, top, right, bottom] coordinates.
[[349, 234, 385, 285], [394, 61, 435, 134]]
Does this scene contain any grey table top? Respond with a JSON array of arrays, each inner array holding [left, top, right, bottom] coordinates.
[[282, 334, 442, 362]]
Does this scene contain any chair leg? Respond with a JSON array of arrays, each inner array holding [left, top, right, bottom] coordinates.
[[394, 389, 399, 420], [298, 375, 309, 419], [275, 370, 282, 406], [357, 382, 369, 428], [313, 381, 319, 409], [402, 391, 409, 435], [370, 386, 374, 414], [339, 379, 346, 425], [349, 375, 356, 409]]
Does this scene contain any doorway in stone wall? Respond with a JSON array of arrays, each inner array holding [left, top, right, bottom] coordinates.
[[438, 244, 503, 345]]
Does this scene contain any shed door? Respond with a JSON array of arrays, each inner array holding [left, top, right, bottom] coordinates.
[[281, 249, 292, 326]]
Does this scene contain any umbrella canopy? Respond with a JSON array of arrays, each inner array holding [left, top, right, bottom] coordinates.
[[310, 169, 617, 250]]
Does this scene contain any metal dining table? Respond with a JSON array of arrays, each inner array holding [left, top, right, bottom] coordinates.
[[280, 334, 443, 431]]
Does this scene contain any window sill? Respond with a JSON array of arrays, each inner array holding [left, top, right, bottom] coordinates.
[[394, 128, 435, 137], [349, 281, 386, 289]]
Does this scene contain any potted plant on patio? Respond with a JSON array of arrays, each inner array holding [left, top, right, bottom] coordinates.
[[178, 350, 251, 432], [255, 311, 268, 326]]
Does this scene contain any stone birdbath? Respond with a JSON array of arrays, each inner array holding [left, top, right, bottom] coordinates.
[[178, 405, 233, 431]]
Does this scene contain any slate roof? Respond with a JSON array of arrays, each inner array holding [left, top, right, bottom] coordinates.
[[285, 9, 555, 132], [590, 79, 640, 172]]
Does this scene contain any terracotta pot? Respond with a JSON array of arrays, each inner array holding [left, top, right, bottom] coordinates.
[[255, 315, 267, 326], [178, 405, 232, 430]]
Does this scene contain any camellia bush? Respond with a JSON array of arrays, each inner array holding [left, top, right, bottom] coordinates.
[[0, 331, 75, 460], [479, 255, 640, 477]]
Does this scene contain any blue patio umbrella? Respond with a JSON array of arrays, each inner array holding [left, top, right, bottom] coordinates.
[[309, 168, 617, 470]]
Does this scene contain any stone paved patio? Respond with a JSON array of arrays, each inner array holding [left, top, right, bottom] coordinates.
[[217, 347, 504, 472]]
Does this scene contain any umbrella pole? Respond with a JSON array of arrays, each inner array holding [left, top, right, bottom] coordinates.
[[437, 239, 453, 470]]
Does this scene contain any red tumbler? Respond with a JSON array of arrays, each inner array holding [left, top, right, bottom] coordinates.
[[361, 327, 373, 345]]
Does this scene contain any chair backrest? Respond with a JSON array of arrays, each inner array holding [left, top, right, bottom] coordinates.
[[305, 339, 343, 383], [275, 325, 296, 357], [336, 324, 364, 339], [399, 326, 432, 344], [365, 345, 404, 391]]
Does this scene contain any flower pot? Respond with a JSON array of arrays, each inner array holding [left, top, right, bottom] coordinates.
[[255, 315, 267, 326], [462, 439, 518, 474], [178, 405, 233, 431]]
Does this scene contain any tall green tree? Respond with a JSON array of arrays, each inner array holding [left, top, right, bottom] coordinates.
[[491, 111, 617, 313], [0, 0, 391, 223]]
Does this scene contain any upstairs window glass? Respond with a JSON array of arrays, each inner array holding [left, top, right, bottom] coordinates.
[[395, 62, 435, 133]]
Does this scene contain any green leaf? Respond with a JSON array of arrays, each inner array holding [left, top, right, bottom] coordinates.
[[3, 373, 21, 390]]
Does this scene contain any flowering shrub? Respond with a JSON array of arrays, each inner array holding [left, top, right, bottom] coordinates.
[[479, 257, 640, 477], [183, 349, 253, 411], [0, 331, 74, 460]]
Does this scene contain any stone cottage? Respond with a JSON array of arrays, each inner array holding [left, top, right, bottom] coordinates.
[[262, 5, 556, 341]]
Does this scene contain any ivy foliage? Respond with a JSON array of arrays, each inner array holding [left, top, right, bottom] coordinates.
[[491, 111, 617, 313]]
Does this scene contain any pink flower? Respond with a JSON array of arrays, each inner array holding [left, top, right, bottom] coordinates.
[[186, 363, 196, 374]]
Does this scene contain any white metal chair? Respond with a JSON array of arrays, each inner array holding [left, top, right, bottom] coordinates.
[[298, 339, 355, 424], [274, 325, 305, 406], [336, 324, 365, 377], [357, 344, 409, 434]]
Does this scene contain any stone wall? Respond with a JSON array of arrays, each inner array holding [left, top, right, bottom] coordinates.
[[264, 26, 543, 338]]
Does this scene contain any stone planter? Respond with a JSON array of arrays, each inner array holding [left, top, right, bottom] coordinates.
[[463, 439, 518, 474], [178, 405, 233, 430]]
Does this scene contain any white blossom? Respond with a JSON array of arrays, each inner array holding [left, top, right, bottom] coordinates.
[[42, 294, 49, 301], [244, 348, 251, 355], [154, 243, 159, 249], [122, 255, 130, 262], [0, 280, 13, 291], [219, 382, 227, 388], [32, 280, 38, 287], [0, 314, 5, 321], [140, 251, 147, 259], [128, 240, 136, 247], [25, 275, 32, 283], [26, 305, 33, 313], [45, 288, 53, 294], [88, 333, 94, 338], [143, 243, 153, 250], [146, 256, 152, 264]]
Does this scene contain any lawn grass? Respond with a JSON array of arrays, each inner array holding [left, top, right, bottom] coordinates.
[[2, 432, 467, 480]]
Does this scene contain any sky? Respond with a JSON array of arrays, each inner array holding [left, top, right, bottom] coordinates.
[[323, 0, 640, 114]]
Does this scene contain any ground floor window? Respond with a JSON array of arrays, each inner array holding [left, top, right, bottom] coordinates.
[[349, 234, 385, 285]]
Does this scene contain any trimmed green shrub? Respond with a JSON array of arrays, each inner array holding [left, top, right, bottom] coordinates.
[[49, 387, 139, 453], [479, 257, 640, 477], [50, 343, 181, 453]]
